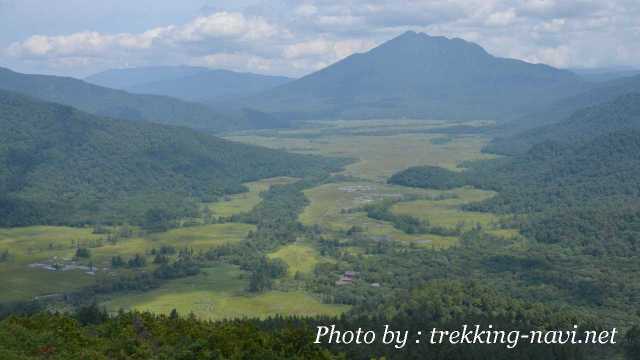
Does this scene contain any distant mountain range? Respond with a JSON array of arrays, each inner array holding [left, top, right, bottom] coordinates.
[[570, 67, 640, 83], [0, 67, 287, 132], [501, 74, 640, 133], [487, 79, 640, 154], [0, 90, 343, 226], [224, 31, 587, 122], [8, 31, 640, 132], [86, 66, 292, 102]]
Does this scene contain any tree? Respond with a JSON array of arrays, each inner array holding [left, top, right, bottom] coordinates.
[[127, 254, 147, 268], [75, 247, 91, 259], [111, 256, 125, 268]]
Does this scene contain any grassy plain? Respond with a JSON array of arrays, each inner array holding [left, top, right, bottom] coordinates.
[[227, 120, 495, 182], [0, 227, 101, 302], [102, 264, 348, 320], [206, 177, 295, 217], [2, 120, 511, 320], [228, 120, 515, 247], [0, 175, 290, 303], [268, 243, 327, 275]]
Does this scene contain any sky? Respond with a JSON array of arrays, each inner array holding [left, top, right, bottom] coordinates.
[[1, 0, 639, 78]]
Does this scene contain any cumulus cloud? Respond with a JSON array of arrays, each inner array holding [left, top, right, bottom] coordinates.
[[2, 0, 639, 77]]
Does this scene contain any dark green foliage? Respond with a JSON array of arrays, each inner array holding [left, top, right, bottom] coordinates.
[[625, 325, 640, 359], [490, 75, 640, 146], [0, 312, 337, 359], [388, 165, 466, 189], [363, 200, 429, 234], [74, 303, 109, 325], [468, 130, 640, 213], [152, 254, 169, 264], [127, 254, 146, 268], [0, 250, 10, 263], [358, 199, 460, 236], [110, 256, 125, 268], [141, 208, 177, 233], [0, 91, 346, 226], [1, 280, 624, 359], [487, 93, 640, 155], [150, 246, 177, 256], [0, 66, 245, 132], [74, 247, 91, 259], [521, 204, 640, 256], [153, 259, 200, 280]]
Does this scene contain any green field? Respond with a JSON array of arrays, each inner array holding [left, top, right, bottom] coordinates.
[[297, 181, 458, 247], [227, 120, 495, 182], [391, 188, 515, 233], [206, 177, 295, 217], [0, 175, 290, 304], [102, 264, 348, 320], [0, 226, 102, 262], [0, 227, 102, 302], [227, 121, 505, 249], [268, 243, 327, 275]]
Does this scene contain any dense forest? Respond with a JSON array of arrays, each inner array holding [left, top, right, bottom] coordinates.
[[0, 279, 636, 359], [487, 92, 640, 155], [494, 74, 640, 138], [388, 165, 466, 189], [0, 91, 347, 226]]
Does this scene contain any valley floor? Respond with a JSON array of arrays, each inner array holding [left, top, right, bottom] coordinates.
[[0, 119, 518, 320]]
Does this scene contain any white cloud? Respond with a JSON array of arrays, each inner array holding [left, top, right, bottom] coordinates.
[[3, 1, 640, 77], [6, 11, 289, 62], [485, 9, 518, 27], [295, 3, 318, 17]]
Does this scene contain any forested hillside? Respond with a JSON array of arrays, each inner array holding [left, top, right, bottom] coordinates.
[[390, 96, 640, 255], [0, 67, 266, 132], [0, 91, 346, 226], [486, 93, 640, 155], [469, 130, 640, 213], [489, 76, 640, 152], [1, 279, 631, 359]]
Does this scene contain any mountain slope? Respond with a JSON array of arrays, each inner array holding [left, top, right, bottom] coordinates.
[[468, 129, 640, 214], [0, 91, 346, 226], [85, 66, 209, 90], [495, 74, 640, 137], [0, 67, 245, 132], [235, 31, 586, 122], [486, 93, 640, 154], [87, 66, 292, 102]]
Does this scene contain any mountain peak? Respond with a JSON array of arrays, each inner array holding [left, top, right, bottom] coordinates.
[[240, 31, 585, 122], [368, 31, 492, 64]]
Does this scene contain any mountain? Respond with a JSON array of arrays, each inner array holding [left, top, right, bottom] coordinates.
[[231, 31, 586, 122], [570, 67, 640, 82], [0, 90, 346, 226], [0, 66, 255, 132], [491, 74, 640, 141], [390, 94, 640, 214], [468, 129, 640, 214], [486, 92, 640, 154], [86, 66, 292, 102], [85, 66, 207, 90]]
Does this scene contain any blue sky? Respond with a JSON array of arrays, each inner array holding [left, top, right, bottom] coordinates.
[[2, 0, 639, 77]]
